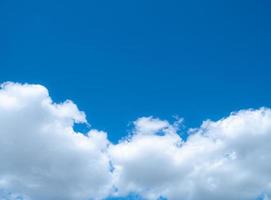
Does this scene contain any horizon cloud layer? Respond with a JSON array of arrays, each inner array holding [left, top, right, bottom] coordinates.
[[0, 82, 271, 200]]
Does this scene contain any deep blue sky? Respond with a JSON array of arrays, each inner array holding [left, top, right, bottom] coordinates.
[[1, 0, 271, 142]]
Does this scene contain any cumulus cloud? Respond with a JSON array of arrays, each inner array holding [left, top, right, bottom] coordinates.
[[111, 110, 271, 200], [0, 82, 271, 200], [0, 82, 112, 200]]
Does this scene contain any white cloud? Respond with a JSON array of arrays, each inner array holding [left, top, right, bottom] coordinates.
[[111, 109, 271, 200], [0, 82, 271, 200], [0, 82, 113, 200]]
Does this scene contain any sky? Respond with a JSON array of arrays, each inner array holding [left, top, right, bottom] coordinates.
[[1, 0, 271, 200]]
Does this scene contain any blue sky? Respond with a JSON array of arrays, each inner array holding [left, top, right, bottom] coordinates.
[[1, 1, 271, 199], [1, 0, 271, 142]]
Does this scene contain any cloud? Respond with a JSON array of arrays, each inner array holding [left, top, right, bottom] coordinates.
[[0, 82, 112, 200], [0, 82, 271, 200], [111, 110, 271, 200]]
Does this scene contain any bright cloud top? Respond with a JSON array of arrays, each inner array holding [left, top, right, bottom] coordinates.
[[0, 82, 271, 200]]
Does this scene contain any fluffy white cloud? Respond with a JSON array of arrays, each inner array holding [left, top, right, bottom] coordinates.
[[0, 82, 113, 200], [111, 109, 271, 200], [0, 82, 271, 200]]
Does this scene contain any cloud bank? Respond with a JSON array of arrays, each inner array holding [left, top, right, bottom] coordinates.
[[0, 82, 271, 200]]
